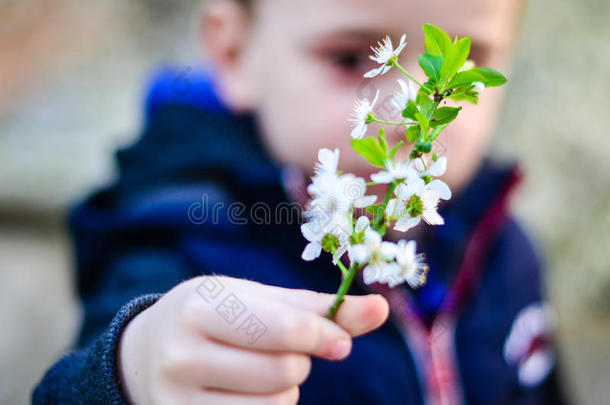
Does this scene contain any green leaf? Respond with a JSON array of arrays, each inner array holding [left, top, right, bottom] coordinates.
[[449, 89, 479, 104], [389, 140, 405, 158], [440, 37, 471, 86], [428, 124, 448, 142], [420, 80, 436, 95], [378, 127, 388, 154], [470, 67, 507, 87], [405, 126, 419, 143], [447, 70, 485, 89], [423, 24, 452, 57], [366, 205, 384, 217], [431, 107, 461, 127], [417, 92, 434, 117], [351, 138, 386, 167], [402, 100, 419, 120], [414, 112, 430, 136], [418, 54, 443, 81]]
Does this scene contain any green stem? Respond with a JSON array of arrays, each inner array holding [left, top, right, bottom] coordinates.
[[327, 263, 360, 319], [429, 98, 442, 119], [334, 254, 349, 277], [417, 96, 443, 144], [391, 61, 433, 93], [372, 182, 396, 230], [371, 118, 417, 126]]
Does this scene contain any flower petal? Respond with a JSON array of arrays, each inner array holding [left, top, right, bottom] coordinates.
[[421, 189, 440, 208], [349, 244, 371, 264], [397, 78, 409, 95], [385, 264, 404, 287], [396, 34, 407, 55], [472, 82, 485, 94], [395, 182, 412, 201], [371, 88, 380, 108], [364, 228, 382, 246], [301, 242, 322, 261], [371, 171, 394, 184], [396, 162, 415, 179], [423, 208, 444, 225], [409, 176, 426, 195], [354, 194, 377, 208], [364, 66, 384, 78], [405, 240, 417, 257], [413, 157, 426, 172], [350, 122, 367, 139], [406, 79, 417, 100], [362, 265, 378, 284], [385, 198, 400, 217], [355, 216, 370, 233], [380, 242, 397, 260], [394, 216, 420, 232], [317, 148, 339, 173], [428, 179, 452, 200], [300, 221, 321, 242], [429, 156, 447, 176]]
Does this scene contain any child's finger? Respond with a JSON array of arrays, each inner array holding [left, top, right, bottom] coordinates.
[[188, 291, 353, 360], [254, 286, 390, 337], [173, 338, 311, 394], [194, 386, 300, 405]]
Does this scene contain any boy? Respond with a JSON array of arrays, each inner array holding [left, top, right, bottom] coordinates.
[[34, 0, 567, 404]]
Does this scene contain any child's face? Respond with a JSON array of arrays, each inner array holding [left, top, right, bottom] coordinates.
[[205, 0, 520, 191]]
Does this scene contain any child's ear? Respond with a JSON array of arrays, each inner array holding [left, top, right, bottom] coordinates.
[[201, 0, 255, 113]]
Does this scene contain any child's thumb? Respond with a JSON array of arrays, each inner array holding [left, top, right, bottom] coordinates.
[[260, 285, 390, 337]]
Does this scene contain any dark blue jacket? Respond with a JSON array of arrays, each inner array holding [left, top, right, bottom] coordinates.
[[33, 68, 567, 405]]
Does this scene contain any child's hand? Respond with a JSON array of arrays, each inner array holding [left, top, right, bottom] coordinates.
[[119, 275, 389, 405]]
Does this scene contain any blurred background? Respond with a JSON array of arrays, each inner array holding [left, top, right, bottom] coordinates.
[[1, 0, 608, 404]]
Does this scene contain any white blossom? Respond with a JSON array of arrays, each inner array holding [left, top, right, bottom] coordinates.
[[313, 148, 339, 176], [370, 160, 416, 184], [458, 59, 476, 73], [386, 176, 444, 232], [364, 35, 407, 78], [347, 89, 379, 139], [472, 81, 485, 95], [354, 215, 370, 233], [348, 228, 398, 285], [388, 240, 428, 288], [306, 149, 376, 217], [391, 79, 417, 115], [301, 150, 377, 263], [307, 172, 376, 216], [411, 156, 452, 200], [301, 211, 352, 262]]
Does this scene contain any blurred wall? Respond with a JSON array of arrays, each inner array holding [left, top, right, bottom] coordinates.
[[1, 0, 608, 404], [490, 0, 610, 402], [0, 1, 201, 404]]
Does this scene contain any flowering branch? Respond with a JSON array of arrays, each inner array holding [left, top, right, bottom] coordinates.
[[301, 24, 507, 320]]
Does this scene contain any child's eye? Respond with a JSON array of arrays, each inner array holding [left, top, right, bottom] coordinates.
[[331, 51, 371, 73], [310, 37, 377, 79]]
